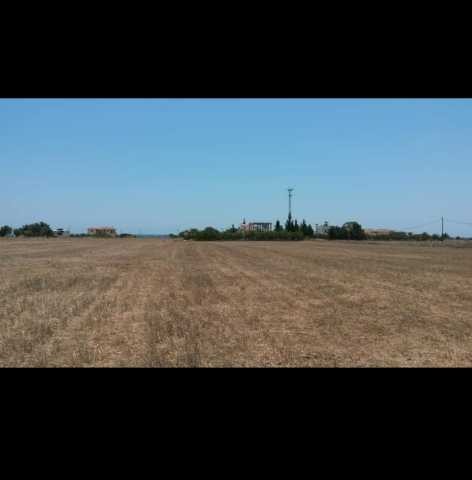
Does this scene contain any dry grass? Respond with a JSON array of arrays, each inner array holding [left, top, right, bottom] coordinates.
[[1, 237, 472, 367]]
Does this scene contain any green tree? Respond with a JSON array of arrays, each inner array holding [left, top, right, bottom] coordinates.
[[300, 219, 307, 236], [328, 226, 344, 240], [14, 222, 54, 237], [274, 220, 283, 232], [0, 225, 12, 237], [300, 219, 313, 237], [285, 213, 294, 232], [194, 227, 221, 241], [180, 228, 200, 240], [342, 221, 366, 240]]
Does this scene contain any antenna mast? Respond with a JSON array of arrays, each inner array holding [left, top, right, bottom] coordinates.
[[287, 187, 294, 219]]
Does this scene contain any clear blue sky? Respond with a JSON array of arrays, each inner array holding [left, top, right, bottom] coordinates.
[[1, 98, 472, 236]]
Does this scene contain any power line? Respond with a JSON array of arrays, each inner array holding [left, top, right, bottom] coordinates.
[[397, 219, 441, 232], [367, 219, 441, 232], [445, 219, 472, 227]]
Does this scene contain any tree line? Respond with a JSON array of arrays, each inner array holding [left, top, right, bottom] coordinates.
[[178, 219, 367, 241], [327, 224, 455, 241], [364, 231, 453, 241], [178, 227, 306, 241], [0, 222, 54, 237], [1, 221, 459, 241], [0, 222, 136, 238], [177, 220, 459, 242]]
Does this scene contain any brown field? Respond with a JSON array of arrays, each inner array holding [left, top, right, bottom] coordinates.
[[1, 237, 472, 367]]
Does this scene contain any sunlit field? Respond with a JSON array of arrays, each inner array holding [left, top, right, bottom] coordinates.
[[1, 237, 472, 367]]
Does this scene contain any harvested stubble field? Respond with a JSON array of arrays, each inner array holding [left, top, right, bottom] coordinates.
[[1, 237, 472, 367]]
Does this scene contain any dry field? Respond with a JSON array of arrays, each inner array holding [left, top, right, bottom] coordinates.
[[1, 237, 472, 367]]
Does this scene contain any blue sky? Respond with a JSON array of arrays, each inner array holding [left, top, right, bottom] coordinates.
[[1, 98, 472, 236]]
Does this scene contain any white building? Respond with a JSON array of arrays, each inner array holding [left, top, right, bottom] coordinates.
[[315, 221, 329, 235], [240, 219, 272, 232]]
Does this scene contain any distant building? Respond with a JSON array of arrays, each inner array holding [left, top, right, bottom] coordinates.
[[315, 221, 329, 235], [364, 228, 394, 237], [240, 219, 272, 232], [55, 228, 70, 237], [87, 226, 117, 237]]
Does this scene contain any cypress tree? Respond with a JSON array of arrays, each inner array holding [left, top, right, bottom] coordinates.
[[301, 219, 308, 236], [285, 213, 293, 232]]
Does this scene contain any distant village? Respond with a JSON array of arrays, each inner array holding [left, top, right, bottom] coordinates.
[[0, 193, 463, 244], [238, 219, 330, 235], [0, 219, 460, 241]]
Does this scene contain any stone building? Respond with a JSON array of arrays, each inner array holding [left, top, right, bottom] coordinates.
[[87, 226, 117, 237]]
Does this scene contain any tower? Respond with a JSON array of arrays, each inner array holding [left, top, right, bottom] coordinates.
[[287, 188, 294, 220]]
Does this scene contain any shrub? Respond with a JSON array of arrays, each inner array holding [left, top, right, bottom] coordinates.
[[0, 225, 13, 237]]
